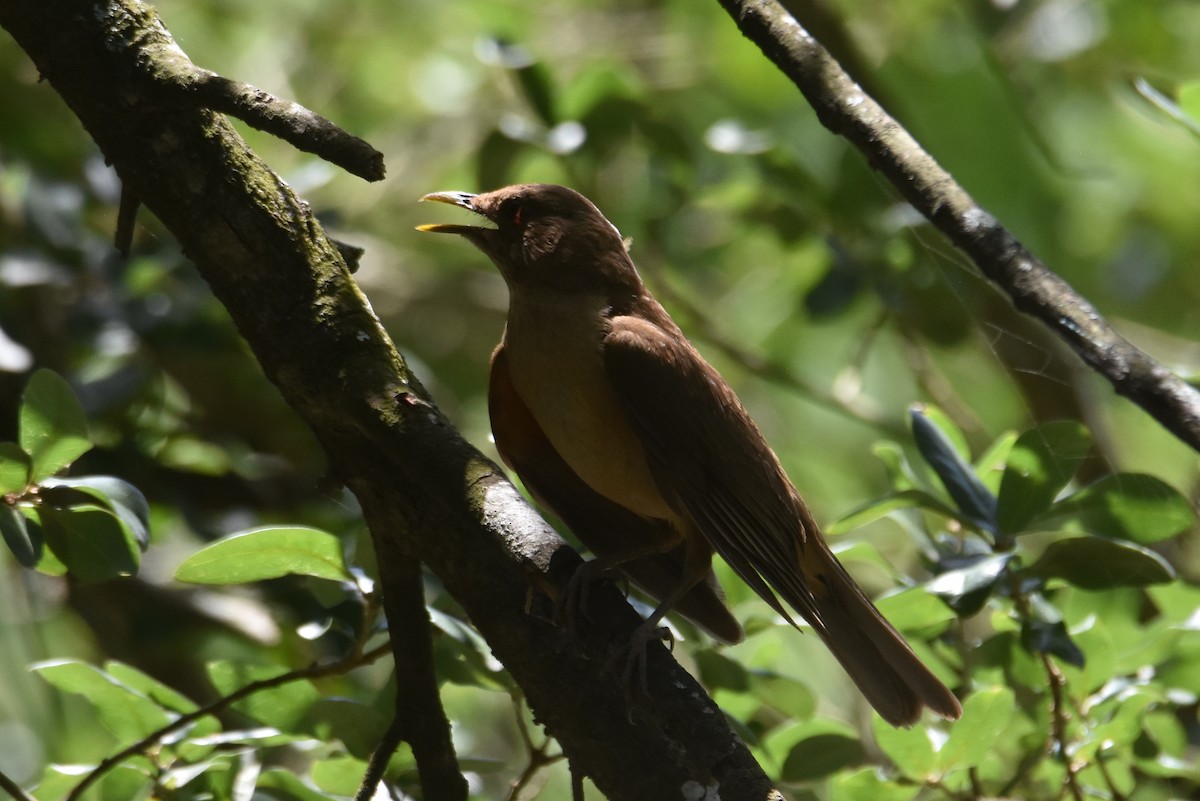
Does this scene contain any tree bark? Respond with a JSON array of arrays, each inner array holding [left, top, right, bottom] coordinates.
[[0, 1, 778, 799]]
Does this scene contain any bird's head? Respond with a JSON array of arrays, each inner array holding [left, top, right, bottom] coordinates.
[[418, 184, 638, 294]]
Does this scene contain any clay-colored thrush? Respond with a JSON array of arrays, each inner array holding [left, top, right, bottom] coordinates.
[[419, 184, 961, 725]]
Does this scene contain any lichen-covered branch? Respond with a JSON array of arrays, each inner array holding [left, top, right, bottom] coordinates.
[[0, 2, 777, 798], [715, 0, 1200, 453]]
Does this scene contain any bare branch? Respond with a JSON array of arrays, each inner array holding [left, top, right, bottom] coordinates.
[[170, 69, 386, 182], [715, 0, 1200, 453], [373, 549, 467, 800]]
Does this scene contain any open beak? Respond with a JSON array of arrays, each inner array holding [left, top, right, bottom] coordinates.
[[416, 191, 491, 234]]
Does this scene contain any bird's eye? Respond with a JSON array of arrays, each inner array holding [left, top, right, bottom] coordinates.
[[512, 205, 524, 226]]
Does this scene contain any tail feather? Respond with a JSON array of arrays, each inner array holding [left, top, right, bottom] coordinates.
[[807, 551, 961, 726]]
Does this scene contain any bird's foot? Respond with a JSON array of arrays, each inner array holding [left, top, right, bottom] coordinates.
[[619, 621, 674, 699], [556, 557, 619, 633]]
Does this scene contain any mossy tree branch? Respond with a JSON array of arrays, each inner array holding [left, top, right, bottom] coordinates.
[[0, 1, 777, 798]]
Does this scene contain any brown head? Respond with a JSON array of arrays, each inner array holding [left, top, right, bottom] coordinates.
[[418, 184, 641, 295]]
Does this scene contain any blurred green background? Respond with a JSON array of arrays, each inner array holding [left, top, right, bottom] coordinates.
[[2, 0, 1199, 798]]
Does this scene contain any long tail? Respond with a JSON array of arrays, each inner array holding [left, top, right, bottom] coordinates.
[[803, 547, 962, 726]]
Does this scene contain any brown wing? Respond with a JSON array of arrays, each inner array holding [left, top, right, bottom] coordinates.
[[603, 311, 961, 725], [488, 342, 743, 644]]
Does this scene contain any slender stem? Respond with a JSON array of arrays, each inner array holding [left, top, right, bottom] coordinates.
[[0, 768, 38, 801], [66, 642, 392, 801]]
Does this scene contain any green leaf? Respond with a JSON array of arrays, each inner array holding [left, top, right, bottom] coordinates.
[[871, 713, 936, 779], [1, 503, 42, 567], [997, 421, 1091, 536], [1020, 594, 1085, 667], [105, 661, 200, 714], [828, 489, 964, 536], [871, 441, 920, 492], [19, 369, 91, 481], [33, 659, 172, 741], [39, 505, 140, 582], [780, 725, 865, 782], [100, 763, 153, 801], [43, 476, 151, 550], [937, 686, 1016, 770], [175, 526, 351, 585], [206, 661, 320, 732], [972, 431, 1018, 494], [303, 697, 391, 760], [910, 405, 997, 531], [1028, 536, 1176, 590], [752, 672, 817, 721], [829, 767, 920, 801], [874, 587, 958, 632], [926, 554, 1014, 616], [782, 729, 859, 777], [257, 769, 339, 801], [311, 755, 371, 796], [1048, 473, 1194, 544], [0, 442, 31, 493]]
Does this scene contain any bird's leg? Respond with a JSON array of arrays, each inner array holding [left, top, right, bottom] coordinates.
[[620, 536, 715, 696], [556, 528, 684, 632]]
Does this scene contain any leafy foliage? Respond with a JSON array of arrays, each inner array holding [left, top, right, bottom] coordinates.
[[3, 0, 1200, 799]]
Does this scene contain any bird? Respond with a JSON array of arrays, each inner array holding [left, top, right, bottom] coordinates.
[[418, 183, 962, 726]]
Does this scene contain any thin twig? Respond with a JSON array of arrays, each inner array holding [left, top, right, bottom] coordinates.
[[354, 713, 406, 801], [372, 547, 468, 800], [0, 768, 38, 801], [714, 0, 1200, 454], [504, 694, 564, 801], [1094, 753, 1130, 801], [1009, 591, 1084, 801], [1040, 653, 1084, 801], [66, 641, 393, 801]]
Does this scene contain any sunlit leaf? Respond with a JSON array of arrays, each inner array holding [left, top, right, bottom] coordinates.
[[874, 587, 958, 632], [972, 431, 1018, 494], [206, 661, 320, 733], [33, 659, 171, 741], [100, 763, 153, 801], [256, 769, 334, 801], [997, 421, 1090, 536], [828, 489, 963, 536], [829, 766, 920, 801], [937, 686, 1016, 770], [175, 526, 351, 585], [925, 553, 1014, 615], [1048, 473, 1194, 544], [0, 442, 31, 494], [19, 369, 91, 481], [105, 661, 200, 714], [871, 714, 935, 779]]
